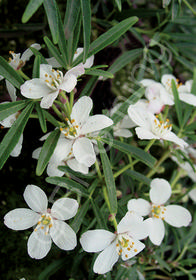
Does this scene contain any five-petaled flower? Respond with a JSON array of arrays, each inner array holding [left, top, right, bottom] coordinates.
[[20, 63, 85, 109], [80, 212, 149, 274], [128, 105, 188, 148], [4, 185, 78, 259], [127, 178, 192, 245]]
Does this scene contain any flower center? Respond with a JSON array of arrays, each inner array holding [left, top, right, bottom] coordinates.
[[152, 116, 172, 137], [116, 233, 138, 259], [34, 213, 53, 235], [60, 118, 80, 139], [165, 78, 182, 94], [44, 69, 63, 90], [151, 205, 166, 220]]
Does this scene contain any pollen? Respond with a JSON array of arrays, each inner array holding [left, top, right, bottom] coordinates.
[[71, 119, 75, 123], [116, 244, 119, 247], [45, 79, 50, 83], [134, 249, 137, 252], [125, 254, 128, 258], [127, 247, 131, 251]]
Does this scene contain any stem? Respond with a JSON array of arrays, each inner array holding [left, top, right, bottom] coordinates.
[[175, 244, 188, 262], [69, 90, 74, 111], [103, 186, 118, 231], [52, 103, 64, 120], [95, 160, 103, 181], [17, 69, 30, 80], [189, 109, 196, 125], [170, 169, 185, 189], [113, 162, 133, 178], [146, 149, 170, 178], [182, 0, 196, 15], [144, 139, 156, 152]]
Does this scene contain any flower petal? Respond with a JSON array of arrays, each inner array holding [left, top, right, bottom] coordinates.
[[71, 96, 92, 126], [73, 137, 96, 167], [67, 158, 89, 174], [4, 208, 39, 230], [23, 185, 48, 213], [67, 63, 85, 77], [179, 93, 196, 106], [40, 91, 59, 109], [51, 198, 78, 220], [10, 134, 23, 157], [189, 189, 196, 202], [113, 128, 133, 138], [150, 178, 171, 205], [93, 241, 119, 274], [21, 43, 41, 62], [127, 198, 151, 216], [148, 217, 165, 245], [121, 238, 145, 261], [47, 162, 65, 177], [21, 79, 50, 99], [27, 229, 52, 259], [60, 74, 77, 93], [135, 127, 159, 140], [5, 80, 17, 101], [80, 115, 113, 135], [80, 229, 116, 252], [164, 205, 192, 227], [163, 131, 188, 148], [50, 220, 77, 250]]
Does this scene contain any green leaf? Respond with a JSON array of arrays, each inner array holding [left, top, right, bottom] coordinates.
[[171, 79, 183, 127], [58, 165, 96, 179], [43, 36, 66, 68], [80, 0, 91, 62], [0, 102, 34, 169], [73, 16, 138, 66], [38, 259, 65, 280], [102, 138, 156, 168], [97, 141, 117, 214], [80, 76, 98, 97], [108, 48, 143, 74], [71, 199, 90, 233], [29, 47, 48, 64], [44, 110, 60, 127], [36, 129, 60, 176], [22, 0, 44, 23], [0, 100, 29, 121], [191, 67, 196, 95], [46, 176, 89, 197], [56, 9, 68, 66], [124, 170, 151, 185], [43, 0, 59, 44], [115, 0, 122, 11], [64, 0, 81, 39], [32, 55, 41, 78], [35, 103, 47, 133], [0, 56, 24, 89], [91, 199, 107, 229], [86, 68, 114, 79]]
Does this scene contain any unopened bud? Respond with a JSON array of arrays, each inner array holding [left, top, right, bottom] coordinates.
[[108, 213, 116, 222], [116, 190, 122, 199]]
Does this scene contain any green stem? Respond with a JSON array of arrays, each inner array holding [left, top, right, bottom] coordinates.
[[17, 69, 30, 80], [189, 109, 196, 125], [146, 149, 170, 178], [175, 245, 188, 262], [171, 169, 185, 189], [103, 186, 118, 231], [113, 162, 133, 178], [52, 103, 64, 120], [95, 160, 103, 181], [182, 0, 196, 15], [69, 90, 74, 111], [144, 139, 156, 152]]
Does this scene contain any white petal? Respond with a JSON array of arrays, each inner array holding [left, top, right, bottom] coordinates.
[[46, 57, 61, 68], [80, 229, 116, 252], [71, 96, 92, 126], [21, 79, 50, 99], [140, 79, 156, 87], [113, 128, 133, 138], [23, 185, 48, 213], [50, 137, 73, 164], [0, 111, 17, 127], [189, 189, 196, 202], [40, 91, 59, 109], [21, 43, 41, 62], [150, 178, 171, 205], [164, 205, 192, 227], [93, 241, 119, 274], [121, 238, 145, 261], [67, 158, 89, 174], [32, 147, 41, 159], [67, 63, 85, 77], [60, 74, 77, 92], [179, 93, 196, 106], [127, 198, 151, 216], [51, 198, 78, 220], [47, 162, 65, 177], [10, 134, 23, 157], [120, 115, 136, 129], [161, 74, 177, 87], [163, 131, 188, 148], [50, 220, 77, 250], [27, 229, 52, 259], [128, 106, 150, 128], [135, 127, 159, 140], [5, 80, 17, 101], [73, 137, 96, 167], [73, 48, 94, 68], [4, 208, 39, 230], [80, 115, 113, 135], [148, 217, 165, 245]]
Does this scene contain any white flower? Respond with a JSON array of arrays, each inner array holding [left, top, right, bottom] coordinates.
[[127, 178, 192, 245], [0, 102, 23, 157], [110, 103, 135, 138], [20, 63, 85, 109], [80, 212, 148, 274], [4, 185, 78, 259], [189, 188, 196, 203], [59, 96, 113, 170], [128, 105, 188, 148], [46, 47, 94, 69], [0, 43, 41, 102]]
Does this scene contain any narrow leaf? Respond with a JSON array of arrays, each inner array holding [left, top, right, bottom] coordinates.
[[124, 170, 151, 185], [46, 176, 89, 197], [71, 199, 90, 233], [56, 9, 68, 66], [73, 16, 138, 66], [32, 55, 41, 78], [102, 138, 156, 168], [80, 0, 91, 61], [35, 103, 47, 133], [91, 199, 107, 229], [36, 129, 60, 176], [64, 0, 81, 39], [22, 0, 44, 23], [43, 0, 59, 44], [191, 67, 196, 95], [80, 76, 98, 97], [0, 100, 29, 121], [86, 69, 114, 79], [44, 36, 66, 68], [0, 102, 34, 169], [171, 79, 183, 127], [0, 56, 24, 89], [97, 141, 117, 214], [115, 0, 122, 11]]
